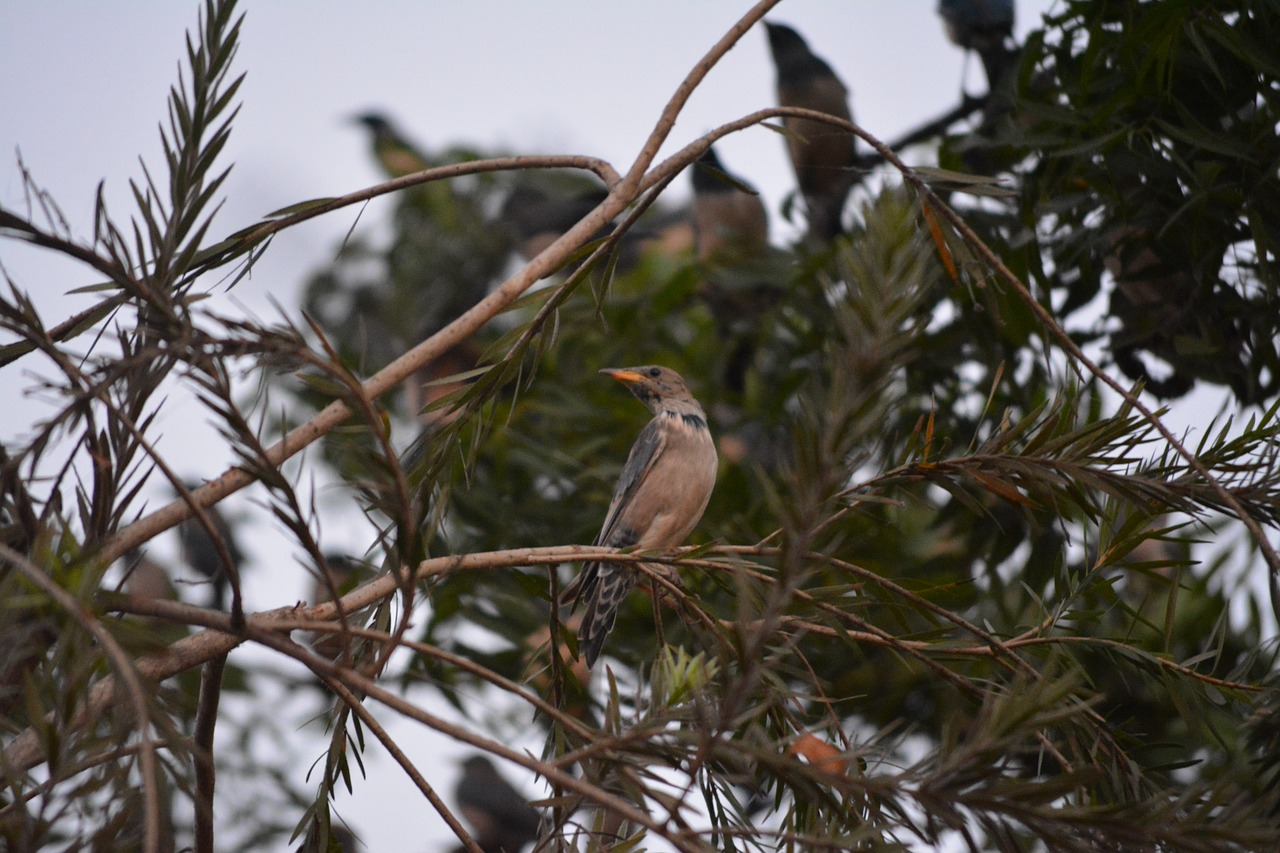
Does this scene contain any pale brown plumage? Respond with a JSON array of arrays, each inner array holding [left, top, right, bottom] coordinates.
[[764, 21, 858, 241], [561, 366, 718, 668], [691, 146, 769, 262]]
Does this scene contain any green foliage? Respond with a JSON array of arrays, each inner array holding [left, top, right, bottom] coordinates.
[[944, 0, 1280, 402]]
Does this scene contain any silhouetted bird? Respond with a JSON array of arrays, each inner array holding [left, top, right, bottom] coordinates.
[[498, 185, 610, 262], [307, 553, 370, 661], [455, 755, 541, 853], [497, 185, 693, 267], [122, 548, 177, 605], [691, 146, 776, 394], [691, 146, 769, 262], [351, 112, 431, 178], [938, 0, 1019, 90], [120, 548, 178, 633], [561, 367, 718, 668], [296, 821, 361, 853], [174, 484, 245, 610], [764, 21, 858, 241]]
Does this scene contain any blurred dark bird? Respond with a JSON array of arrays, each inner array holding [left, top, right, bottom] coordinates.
[[455, 755, 541, 853], [174, 484, 245, 611], [561, 367, 718, 668], [497, 185, 693, 267], [122, 548, 177, 605], [763, 21, 858, 241], [691, 146, 777, 395], [120, 548, 179, 635], [691, 146, 769, 262], [937, 0, 1019, 90], [351, 112, 431, 178], [498, 185, 610, 262], [296, 821, 361, 853], [307, 553, 370, 661]]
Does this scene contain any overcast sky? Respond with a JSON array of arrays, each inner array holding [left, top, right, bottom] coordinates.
[[17, 2, 1241, 850]]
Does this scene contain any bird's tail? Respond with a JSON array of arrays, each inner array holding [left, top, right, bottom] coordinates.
[[578, 564, 636, 668]]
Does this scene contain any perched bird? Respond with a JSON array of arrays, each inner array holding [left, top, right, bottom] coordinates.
[[498, 185, 693, 267], [307, 553, 369, 661], [351, 112, 431, 178], [122, 548, 177, 605], [764, 21, 858, 242], [498, 185, 610, 262], [454, 755, 541, 853], [174, 484, 245, 611], [691, 146, 769, 262], [120, 548, 179, 635], [691, 146, 777, 394], [937, 0, 1019, 89], [561, 367, 718, 668]]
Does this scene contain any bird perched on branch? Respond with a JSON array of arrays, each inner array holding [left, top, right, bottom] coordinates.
[[454, 755, 541, 853], [561, 366, 718, 668], [174, 484, 245, 611], [691, 146, 776, 394], [351, 112, 431, 178], [497, 185, 611, 261], [937, 0, 1019, 90], [691, 145, 769, 262], [764, 21, 858, 242], [307, 553, 370, 661]]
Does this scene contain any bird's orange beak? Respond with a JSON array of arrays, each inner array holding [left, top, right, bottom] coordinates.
[[600, 368, 644, 384]]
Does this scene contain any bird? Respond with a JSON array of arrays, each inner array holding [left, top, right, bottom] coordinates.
[[122, 548, 176, 606], [174, 483, 245, 611], [691, 145, 769, 262], [497, 185, 611, 262], [937, 0, 1019, 89], [690, 146, 777, 394], [120, 548, 179, 635], [307, 553, 369, 661], [351, 112, 431, 178], [497, 185, 693, 267], [454, 755, 541, 853], [561, 366, 718, 668], [763, 21, 858, 242]]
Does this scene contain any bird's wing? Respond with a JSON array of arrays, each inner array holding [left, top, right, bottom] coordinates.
[[595, 416, 667, 548], [560, 417, 666, 610]]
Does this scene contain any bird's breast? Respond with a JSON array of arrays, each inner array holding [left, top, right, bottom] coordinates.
[[633, 413, 717, 550]]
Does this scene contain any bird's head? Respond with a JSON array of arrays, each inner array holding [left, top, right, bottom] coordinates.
[[763, 21, 807, 59], [692, 145, 745, 195], [601, 365, 700, 414], [352, 112, 392, 131]]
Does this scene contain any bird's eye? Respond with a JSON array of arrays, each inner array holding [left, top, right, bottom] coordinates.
[[648, 367, 661, 377]]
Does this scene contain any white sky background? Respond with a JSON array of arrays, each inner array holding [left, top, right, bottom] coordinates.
[[5, 2, 1270, 851]]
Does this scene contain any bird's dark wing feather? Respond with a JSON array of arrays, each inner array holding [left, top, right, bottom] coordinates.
[[596, 417, 667, 548], [559, 418, 665, 610]]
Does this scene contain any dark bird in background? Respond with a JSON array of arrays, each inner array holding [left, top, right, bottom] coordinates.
[[497, 185, 693, 267], [691, 146, 769, 262], [296, 821, 361, 853], [561, 367, 718, 668], [937, 0, 1019, 90], [764, 21, 858, 242], [691, 146, 776, 395], [119, 548, 179, 635], [352, 112, 431, 178], [498, 185, 611, 262], [307, 553, 370, 660], [454, 755, 541, 853], [174, 484, 245, 611], [122, 548, 177, 605]]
